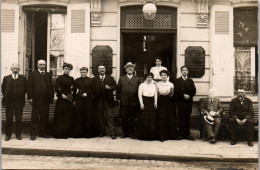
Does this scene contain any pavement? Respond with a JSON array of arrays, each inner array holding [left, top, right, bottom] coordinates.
[[2, 133, 258, 163]]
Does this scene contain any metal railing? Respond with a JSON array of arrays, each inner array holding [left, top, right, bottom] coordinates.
[[234, 76, 258, 95]]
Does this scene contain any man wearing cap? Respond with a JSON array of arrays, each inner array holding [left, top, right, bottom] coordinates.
[[116, 62, 141, 138], [2, 64, 27, 141], [228, 88, 255, 147], [174, 66, 196, 140], [93, 65, 118, 139], [199, 89, 223, 143], [28, 60, 54, 140]]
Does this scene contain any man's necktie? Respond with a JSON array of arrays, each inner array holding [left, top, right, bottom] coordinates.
[[14, 74, 17, 79], [101, 76, 104, 81]]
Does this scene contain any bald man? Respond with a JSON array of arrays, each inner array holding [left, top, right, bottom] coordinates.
[[2, 64, 27, 141], [28, 60, 54, 140]]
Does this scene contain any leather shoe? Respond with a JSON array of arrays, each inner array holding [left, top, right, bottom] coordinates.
[[247, 141, 253, 147], [230, 139, 237, 145], [111, 134, 117, 139], [185, 135, 195, 141], [176, 136, 182, 140], [39, 134, 51, 138], [121, 133, 127, 138], [16, 136, 22, 140], [99, 133, 104, 137], [30, 136, 36, 141], [209, 136, 216, 144], [129, 134, 136, 139], [5, 136, 11, 141]]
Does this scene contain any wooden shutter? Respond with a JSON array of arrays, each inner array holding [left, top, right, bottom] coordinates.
[[210, 5, 234, 96], [1, 9, 15, 32], [71, 9, 85, 33], [66, 3, 90, 78], [1, 4, 19, 79], [215, 11, 229, 34]]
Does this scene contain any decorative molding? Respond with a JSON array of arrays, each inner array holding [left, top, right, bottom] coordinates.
[[117, 0, 180, 4], [90, 0, 101, 26], [196, 0, 209, 27], [231, 0, 258, 3]]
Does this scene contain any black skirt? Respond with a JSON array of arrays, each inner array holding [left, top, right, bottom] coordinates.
[[52, 98, 74, 138], [73, 96, 99, 138], [157, 95, 178, 140], [137, 96, 157, 140]]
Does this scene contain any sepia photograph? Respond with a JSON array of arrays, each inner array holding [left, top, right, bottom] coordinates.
[[1, 0, 258, 169]]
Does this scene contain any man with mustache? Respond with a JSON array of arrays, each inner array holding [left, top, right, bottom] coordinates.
[[93, 65, 118, 139], [228, 88, 255, 147], [116, 62, 141, 139], [28, 60, 54, 140], [2, 64, 27, 141]]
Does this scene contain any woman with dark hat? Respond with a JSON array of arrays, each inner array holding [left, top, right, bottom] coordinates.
[[52, 62, 74, 138], [73, 67, 99, 138], [137, 72, 158, 140], [156, 70, 175, 142]]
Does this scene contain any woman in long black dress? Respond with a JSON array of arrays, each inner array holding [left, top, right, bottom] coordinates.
[[73, 67, 99, 138], [137, 72, 158, 140], [52, 63, 74, 138], [156, 70, 174, 142]]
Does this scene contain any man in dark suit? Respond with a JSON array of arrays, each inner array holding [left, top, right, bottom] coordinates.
[[28, 60, 54, 140], [2, 64, 27, 141], [228, 88, 254, 147], [116, 62, 141, 138], [199, 89, 223, 143], [93, 65, 118, 139], [174, 66, 196, 140]]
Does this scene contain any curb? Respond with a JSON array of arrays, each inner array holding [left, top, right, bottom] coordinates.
[[2, 147, 258, 163]]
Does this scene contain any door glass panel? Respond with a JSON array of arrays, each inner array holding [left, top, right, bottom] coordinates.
[[25, 12, 34, 78], [49, 13, 65, 79]]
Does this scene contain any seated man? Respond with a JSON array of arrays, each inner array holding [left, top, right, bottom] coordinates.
[[199, 89, 223, 143], [228, 88, 254, 147]]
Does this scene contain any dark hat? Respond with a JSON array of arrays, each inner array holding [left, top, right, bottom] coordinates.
[[204, 115, 214, 125]]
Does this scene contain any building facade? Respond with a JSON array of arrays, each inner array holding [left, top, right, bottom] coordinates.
[[1, 0, 258, 103]]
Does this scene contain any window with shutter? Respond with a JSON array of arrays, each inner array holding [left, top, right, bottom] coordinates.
[[71, 10, 85, 33], [215, 11, 229, 34], [1, 9, 15, 32]]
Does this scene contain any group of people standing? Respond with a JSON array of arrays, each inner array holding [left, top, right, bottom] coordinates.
[[2, 57, 196, 142], [2, 57, 254, 146]]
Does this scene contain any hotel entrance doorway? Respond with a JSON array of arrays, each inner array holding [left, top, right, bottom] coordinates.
[[121, 32, 176, 80]]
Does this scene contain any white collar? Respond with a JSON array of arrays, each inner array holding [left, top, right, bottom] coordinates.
[[127, 74, 133, 78], [12, 73, 18, 79], [182, 76, 187, 80], [38, 69, 45, 73], [100, 74, 105, 78]]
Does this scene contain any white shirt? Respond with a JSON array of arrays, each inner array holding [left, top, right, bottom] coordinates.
[[157, 81, 174, 96], [150, 66, 167, 80], [138, 82, 157, 106]]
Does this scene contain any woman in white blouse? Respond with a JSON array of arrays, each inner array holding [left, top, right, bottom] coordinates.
[[137, 72, 157, 140], [150, 57, 168, 82], [156, 70, 174, 142]]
